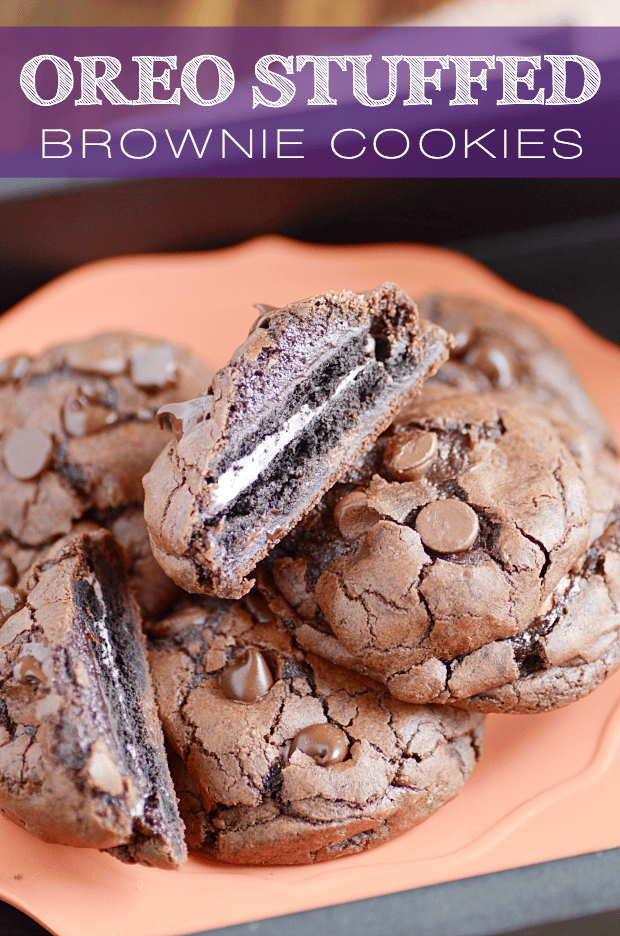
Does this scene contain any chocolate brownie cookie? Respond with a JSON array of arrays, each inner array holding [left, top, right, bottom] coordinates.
[[0, 528, 186, 868], [418, 292, 617, 453], [417, 294, 620, 543], [0, 508, 181, 624], [107, 507, 181, 620], [265, 390, 595, 705], [148, 595, 484, 865], [0, 332, 212, 548], [448, 504, 620, 713], [144, 284, 452, 599]]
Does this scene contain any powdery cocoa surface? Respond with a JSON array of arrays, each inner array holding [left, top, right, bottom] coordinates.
[[148, 597, 484, 865]]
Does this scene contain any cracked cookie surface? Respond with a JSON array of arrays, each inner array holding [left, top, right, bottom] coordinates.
[[418, 293, 620, 544], [264, 390, 593, 705], [418, 292, 618, 455], [143, 284, 451, 600], [0, 331, 212, 548], [449, 505, 620, 713], [148, 596, 484, 865], [0, 528, 187, 868]]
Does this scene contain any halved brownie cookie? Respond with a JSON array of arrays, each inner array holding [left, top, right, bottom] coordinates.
[[144, 284, 452, 599], [0, 528, 186, 868]]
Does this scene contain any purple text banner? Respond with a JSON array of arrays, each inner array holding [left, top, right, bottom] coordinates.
[[0, 26, 618, 178]]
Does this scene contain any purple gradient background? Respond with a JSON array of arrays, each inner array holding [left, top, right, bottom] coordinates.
[[0, 27, 618, 177]]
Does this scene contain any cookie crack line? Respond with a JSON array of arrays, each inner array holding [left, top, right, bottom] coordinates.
[[514, 522, 551, 582]]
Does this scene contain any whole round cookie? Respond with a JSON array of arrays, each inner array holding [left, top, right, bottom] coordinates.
[[147, 596, 484, 865], [0, 332, 212, 548], [266, 390, 593, 705]]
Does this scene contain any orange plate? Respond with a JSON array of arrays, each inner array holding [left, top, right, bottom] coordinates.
[[1, 237, 620, 936]]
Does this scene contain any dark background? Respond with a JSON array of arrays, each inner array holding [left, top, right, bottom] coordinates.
[[0, 178, 619, 346], [0, 177, 618, 935]]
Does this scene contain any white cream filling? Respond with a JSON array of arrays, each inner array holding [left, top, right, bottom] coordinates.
[[209, 360, 371, 513], [90, 578, 146, 818]]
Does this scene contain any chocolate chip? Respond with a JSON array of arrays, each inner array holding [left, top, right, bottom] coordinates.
[[219, 647, 274, 704], [0, 355, 30, 383], [464, 341, 513, 388], [0, 558, 17, 588], [415, 499, 479, 553], [289, 724, 348, 767], [3, 427, 53, 481], [130, 345, 177, 390], [13, 655, 47, 685], [243, 590, 276, 624], [383, 431, 438, 481], [157, 401, 197, 441], [0, 585, 24, 625], [63, 396, 119, 437], [433, 313, 474, 356], [451, 325, 474, 354], [250, 304, 278, 331], [65, 339, 127, 376], [333, 490, 381, 540], [156, 398, 210, 441]]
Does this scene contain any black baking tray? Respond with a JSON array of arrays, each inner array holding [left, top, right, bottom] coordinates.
[[0, 179, 619, 936]]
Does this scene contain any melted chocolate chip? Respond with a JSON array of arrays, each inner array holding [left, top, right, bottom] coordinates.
[[65, 340, 127, 376], [383, 431, 438, 481], [130, 345, 177, 390], [250, 303, 279, 332], [0, 585, 24, 624], [0, 557, 17, 588], [243, 590, 276, 624], [289, 724, 348, 766], [3, 427, 53, 481], [333, 490, 381, 541], [431, 312, 474, 356], [157, 399, 208, 442], [415, 499, 479, 553], [219, 647, 274, 703], [451, 325, 475, 354], [63, 396, 119, 437], [464, 341, 514, 388], [0, 354, 30, 383], [13, 655, 48, 685]]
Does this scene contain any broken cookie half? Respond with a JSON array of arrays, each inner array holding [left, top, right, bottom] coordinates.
[[144, 283, 452, 599], [0, 528, 186, 869]]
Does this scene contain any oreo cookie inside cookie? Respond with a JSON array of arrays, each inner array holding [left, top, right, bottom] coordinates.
[[145, 283, 452, 598], [0, 529, 186, 868]]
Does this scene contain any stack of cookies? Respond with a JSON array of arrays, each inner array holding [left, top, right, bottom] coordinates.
[[0, 284, 618, 868]]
